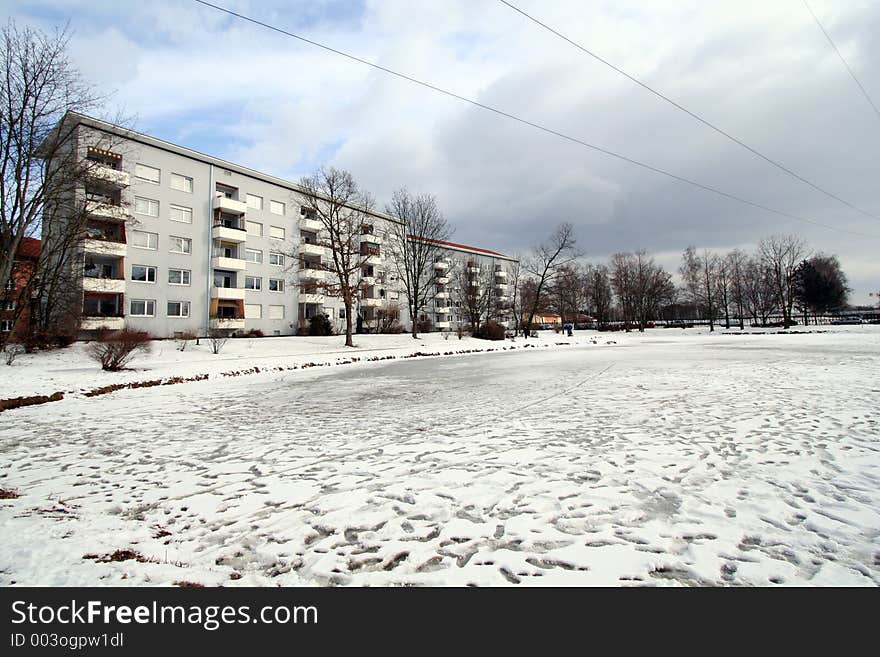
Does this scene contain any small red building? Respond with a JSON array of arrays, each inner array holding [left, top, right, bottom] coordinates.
[[1, 237, 40, 341]]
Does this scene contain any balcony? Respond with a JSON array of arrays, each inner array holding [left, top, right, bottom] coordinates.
[[211, 255, 246, 271], [299, 293, 325, 304], [87, 164, 130, 188], [210, 317, 245, 330], [363, 254, 382, 266], [85, 200, 128, 222], [361, 297, 384, 307], [83, 277, 125, 293], [495, 269, 508, 279], [212, 224, 247, 243], [468, 266, 480, 274], [435, 276, 450, 285], [435, 321, 451, 329], [299, 217, 323, 232], [211, 286, 246, 300], [299, 267, 328, 281], [298, 243, 328, 257], [81, 316, 125, 331], [495, 283, 508, 291], [83, 238, 127, 257], [360, 233, 382, 245], [435, 291, 450, 299], [214, 195, 247, 215], [435, 306, 452, 314], [433, 261, 449, 271]]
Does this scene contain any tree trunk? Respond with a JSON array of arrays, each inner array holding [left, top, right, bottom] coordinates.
[[345, 300, 354, 347]]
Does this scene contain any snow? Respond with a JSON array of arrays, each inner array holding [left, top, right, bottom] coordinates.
[[1, 326, 878, 586]]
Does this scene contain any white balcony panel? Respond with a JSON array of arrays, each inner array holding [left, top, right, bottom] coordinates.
[[211, 256, 246, 271], [433, 261, 449, 271], [364, 255, 382, 266], [210, 318, 245, 330], [82, 277, 125, 293], [212, 225, 247, 242], [494, 269, 508, 278], [435, 306, 452, 314], [212, 286, 246, 300], [360, 234, 383, 245], [299, 268, 328, 280], [299, 217, 323, 232], [298, 243, 329, 257], [435, 321, 451, 329], [214, 195, 247, 215], [83, 238, 126, 257], [81, 317, 124, 331], [361, 298, 384, 307], [88, 165, 130, 188], [435, 291, 450, 299], [299, 293, 325, 304], [435, 276, 449, 284], [85, 201, 128, 222]]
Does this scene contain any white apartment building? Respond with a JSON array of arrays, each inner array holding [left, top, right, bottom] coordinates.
[[43, 113, 516, 338]]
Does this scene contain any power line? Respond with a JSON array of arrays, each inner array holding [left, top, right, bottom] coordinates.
[[498, 0, 880, 224], [191, 0, 879, 239], [802, 0, 880, 122]]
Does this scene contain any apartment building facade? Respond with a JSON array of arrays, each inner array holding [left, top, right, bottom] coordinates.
[[42, 113, 516, 338]]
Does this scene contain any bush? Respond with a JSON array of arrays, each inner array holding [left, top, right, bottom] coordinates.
[[4, 344, 25, 366], [86, 329, 152, 371], [24, 329, 76, 352], [246, 328, 265, 338], [208, 328, 229, 354], [175, 331, 197, 351], [474, 321, 505, 341], [309, 313, 333, 336], [416, 319, 433, 333]]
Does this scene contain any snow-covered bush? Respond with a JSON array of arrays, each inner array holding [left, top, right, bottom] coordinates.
[[87, 329, 152, 371], [175, 331, 197, 352], [4, 343, 25, 366], [208, 329, 228, 355]]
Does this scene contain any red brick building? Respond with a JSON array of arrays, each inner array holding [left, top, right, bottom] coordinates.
[[1, 237, 40, 341]]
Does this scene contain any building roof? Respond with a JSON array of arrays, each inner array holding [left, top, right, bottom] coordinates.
[[17, 237, 41, 260], [407, 234, 517, 261]]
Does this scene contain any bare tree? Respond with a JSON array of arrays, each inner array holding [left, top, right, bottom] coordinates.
[[385, 188, 451, 338], [0, 21, 121, 345], [452, 259, 492, 334], [523, 223, 579, 338], [611, 251, 673, 331], [680, 247, 720, 331], [551, 264, 583, 325], [742, 256, 777, 326], [505, 256, 523, 335], [715, 256, 732, 329], [293, 167, 376, 347], [725, 249, 748, 330], [759, 234, 809, 327], [582, 263, 613, 328]]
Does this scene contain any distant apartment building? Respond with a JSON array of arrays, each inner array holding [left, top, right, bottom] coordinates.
[[1, 237, 40, 341], [40, 113, 516, 338]]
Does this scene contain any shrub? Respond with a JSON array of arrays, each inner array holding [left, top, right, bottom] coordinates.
[[474, 321, 505, 341], [208, 328, 229, 354], [175, 331, 197, 352], [416, 319, 433, 333], [246, 328, 265, 338], [87, 329, 152, 371], [309, 313, 333, 336], [23, 329, 76, 352], [4, 344, 25, 366]]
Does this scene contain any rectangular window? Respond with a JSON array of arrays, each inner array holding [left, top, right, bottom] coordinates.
[[134, 163, 160, 184], [131, 230, 158, 250], [246, 194, 263, 210], [269, 226, 285, 240], [246, 221, 263, 237], [170, 173, 193, 193], [131, 264, 157, 283], [268, 304, 285, 319], [130, 299, 156, 317], [268, 278, 284, 293], [167, 301, 190, 318], [339, 307, 346, 319], [270, 200, 285, 216], [169, 236, 192, 254], [1, 319, 14, 332], [245, 304, 262, 319], [269, 252, 285, 266], [244, 276, 262, 290], [245, 248, 263, 264], [169, 204, 193, 223], [168, 268, 191, 285], [3, 300, 16, 311], [134, 196, 159, 217]]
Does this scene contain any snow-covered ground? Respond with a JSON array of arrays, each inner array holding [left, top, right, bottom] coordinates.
[[1, 326, 878, 586]]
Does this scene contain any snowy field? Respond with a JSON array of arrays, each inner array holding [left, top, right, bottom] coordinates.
[[1, 327, 878, 586]]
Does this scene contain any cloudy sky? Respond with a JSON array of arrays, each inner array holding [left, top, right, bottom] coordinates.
[[9, 0, 880, 303]]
